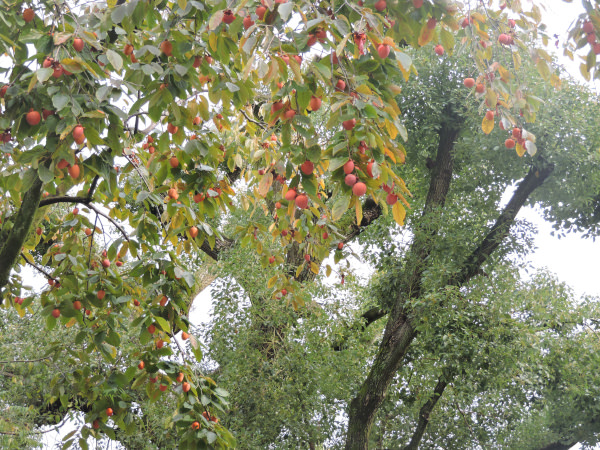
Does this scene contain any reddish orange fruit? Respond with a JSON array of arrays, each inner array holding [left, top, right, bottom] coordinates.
[[138, 361, 145, 370], [73, 38, 84, 52], [182, 332, 189, 340], [106, 408, 113, 417], [26, 109, 41, 126], [300, 161, 314, 175], [189, 226, 199, 238], [124, 44, 134, 55], [183, 382, 191, 392], [148, 324, 156, 334], [434, 45, 444, 56], [73, 125, 85, 145], [36, 227, 42, 235], [191, 421, 200, 430], [377, 44, 390, 59], [168, 188, 179, 200], [169, 156, 179, 168], [97, 290, 106, 300], [505, 138, 516, 149], [167, 123, 178, 134], [352, 182, 367, 197], [343, 160, 355, 174], [51, 308, 60, 318], [284, 189, 297, 201], [342, 119, 356, 130], [485, 110, 494, 121], [243, 15, 254, 29], [256, 6, 267, 20], [374, 0, 386, 11], [23, 8, 35, 23], [68, 164, 80, 178], [160, 40, 173, 56], [295, 194, 308, 209], [176, 372, 185, 383], [309, 96, 322, 111], [73, 300, 82, 310], [463, 78, 475, 88]]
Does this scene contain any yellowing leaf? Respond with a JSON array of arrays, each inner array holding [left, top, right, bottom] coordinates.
[[418, 25, 434, 47], [267, 275, 278, 288], [515, 143, 526, 157], [310, 261, 319, 274], [355, 196, 363, 226], [65, 317, 77, 328], [392, 201, 406, 226], [385, 119, 398, 140], [257, 172, 273, 197], [482, 116, 494, 135]]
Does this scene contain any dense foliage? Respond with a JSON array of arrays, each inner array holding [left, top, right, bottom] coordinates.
[[1, 0, 600, 448]]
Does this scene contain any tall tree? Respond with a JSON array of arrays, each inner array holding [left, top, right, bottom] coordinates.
[[0, 0, 593, 448]]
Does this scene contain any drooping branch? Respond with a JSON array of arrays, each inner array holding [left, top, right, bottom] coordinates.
[[87, 203, 130, 242], [21, 253, 59, 283], [0, 175, 44, 293], [403, 372, 452, 450]]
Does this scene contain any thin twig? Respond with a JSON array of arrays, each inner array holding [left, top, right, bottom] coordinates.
[[20, 253, 58, 283], [0, 356, 51, 364], [87, 204, 130, 242], [240, 109, 267, 130]]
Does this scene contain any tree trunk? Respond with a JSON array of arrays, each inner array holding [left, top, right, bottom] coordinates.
[[0, 174, 44, 293]]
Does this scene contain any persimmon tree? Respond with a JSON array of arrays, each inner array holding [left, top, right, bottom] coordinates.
[[0, 0, 580, 447]]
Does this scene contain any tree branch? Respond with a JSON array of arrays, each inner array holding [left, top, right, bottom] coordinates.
[[451, 162, 555, 287], [39, 175, 99, 208], [0, 174, 44, 294], [87, 203, 130, 242], [403, 372, 452, 450], [21, 253, 59, 283]]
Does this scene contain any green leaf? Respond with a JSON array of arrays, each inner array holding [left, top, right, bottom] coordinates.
[[331, 192, 351, 221], [154, 316, 170, 333], [38, 164, 54, 183], [52, 93, 70, 111], [106, 50, 123, 72]]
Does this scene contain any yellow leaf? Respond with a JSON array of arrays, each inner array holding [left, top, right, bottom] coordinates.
[[209, 33, 218, 53], [384, 147, 396, 163], [418, 25, 434, 47], [65, 317, 77, 328], [355, 196, 363, 226], [385, 119, 398, 140], [267, 275, 278, 288], [258, 172, 273, 197], [326, 265, 332, 277], [392, 201, 406, 226], [296, 263, 305, 278], [310, 261, 319, 274], [515, 143, 526, 157], [481, 116, 494, 135], [355, 84, 372, 95]]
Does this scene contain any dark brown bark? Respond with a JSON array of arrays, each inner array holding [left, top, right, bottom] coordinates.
[[403, 375, 451, 450], [345, 108, 461, 449], [451, 163, 554, 286], [200, 236, 235, 261], [0, 174, 44, 294]]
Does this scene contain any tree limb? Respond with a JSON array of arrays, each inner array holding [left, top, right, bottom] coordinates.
[[403, 372, 452, 450], [0, 175, 44, 294], [87, 203, 130, 242]]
